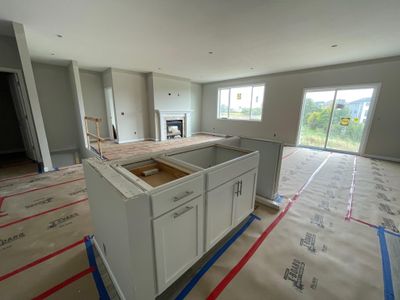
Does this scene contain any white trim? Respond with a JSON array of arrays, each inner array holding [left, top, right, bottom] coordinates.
[[117, 138, 146, 144], [154, 110, 191, 141], [93, 237, 126, 300]]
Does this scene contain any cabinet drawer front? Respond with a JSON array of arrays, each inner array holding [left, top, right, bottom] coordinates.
[[207, 155, 258, 191], [151, 176, 203, 217]]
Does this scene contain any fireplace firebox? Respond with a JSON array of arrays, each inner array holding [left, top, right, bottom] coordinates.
[[166, 120, 184, 139]]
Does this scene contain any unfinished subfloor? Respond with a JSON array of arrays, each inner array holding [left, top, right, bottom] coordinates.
[[0, 145, 399, 299], [92, 134, 224, 160]]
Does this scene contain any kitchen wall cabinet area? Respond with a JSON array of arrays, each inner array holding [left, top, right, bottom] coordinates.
[[153, 196, 203, 293]]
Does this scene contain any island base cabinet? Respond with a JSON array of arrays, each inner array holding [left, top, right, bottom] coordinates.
[[234, 170, 257, 225], [206, 169, 257, 250], [153, 196, 203, 294], [205, 178, 236, 250]]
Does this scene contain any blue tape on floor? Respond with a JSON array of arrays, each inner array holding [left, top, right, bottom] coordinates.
[[175, 214, 259, 300], [384, 229, 400, 238], [250, 213, 261, 221], [377, 227, 395, 300], [274, 194, 284, 204], [85, 236, 110, 300]]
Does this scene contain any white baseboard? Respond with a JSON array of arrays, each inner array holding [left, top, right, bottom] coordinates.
[[117, 138, 146, 144], [93, 237, 126, 300], [194, 131, 229, 137], [362, 153, 400, 163]]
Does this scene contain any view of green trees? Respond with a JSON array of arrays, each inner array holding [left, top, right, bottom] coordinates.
[[219, 104, 262, 120], [299, 99, 365, 152]]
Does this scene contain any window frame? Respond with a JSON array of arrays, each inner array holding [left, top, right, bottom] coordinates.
[[217, 84, 265, 122]]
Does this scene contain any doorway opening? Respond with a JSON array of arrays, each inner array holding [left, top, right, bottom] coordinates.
[[104, 87, 118, 141], [297, 84, 379, 154], [0, 71, 38, 178]]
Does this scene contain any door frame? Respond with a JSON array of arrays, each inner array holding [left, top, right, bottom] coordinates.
[[0, 67, 41, 161], [296, 83, 381, 155]]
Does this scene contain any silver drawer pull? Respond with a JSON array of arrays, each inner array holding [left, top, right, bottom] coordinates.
[[173, 206, 193, 218], [173, 190, 194, 202]]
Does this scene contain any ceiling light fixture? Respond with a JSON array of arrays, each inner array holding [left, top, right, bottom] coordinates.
[[57, 34, 63, 38], [208, 51, 213, 54], [331, 44, 338, 48]]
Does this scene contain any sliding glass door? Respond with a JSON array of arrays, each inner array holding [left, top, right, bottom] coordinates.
[[298, 85, 377, 153]]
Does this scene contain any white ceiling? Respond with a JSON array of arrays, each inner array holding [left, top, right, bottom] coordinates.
[[1, 0, 400, 83]]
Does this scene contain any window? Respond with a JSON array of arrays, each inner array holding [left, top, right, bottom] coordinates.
[[217, 84, 265, 121]]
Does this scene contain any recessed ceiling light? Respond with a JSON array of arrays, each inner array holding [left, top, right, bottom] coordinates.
[[57, 34, 63, 38], [331, 44, 338, 48]]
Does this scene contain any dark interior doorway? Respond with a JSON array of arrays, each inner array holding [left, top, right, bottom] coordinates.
[[0, 72, 37, 178]]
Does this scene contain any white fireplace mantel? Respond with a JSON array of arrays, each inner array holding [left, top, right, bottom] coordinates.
[[155, 110, 191, 141]]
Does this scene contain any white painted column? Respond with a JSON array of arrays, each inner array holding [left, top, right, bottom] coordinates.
[[68, 61, 88, 158], [12, 22, 53, 171]]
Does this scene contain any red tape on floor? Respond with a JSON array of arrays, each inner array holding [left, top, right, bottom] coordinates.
[[0, 198, 88, 229], [282, 149, 299, 160], [0, 238, 85, 282], [31, 267, 94, 299], [350, 216, 377, 228], [2, 177, 84, 200], [206, 153, 331, 299], [0, 172, 38, 183]]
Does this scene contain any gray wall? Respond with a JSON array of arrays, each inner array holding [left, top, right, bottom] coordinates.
[[201, 58, 400, 159], [152, 73, 191, 111], [190, 83, 202, 133], [111, 69, 149, 142], [80, 70, 109, 138], [0, 36, 21, 69], [32, 62, 80, 153]]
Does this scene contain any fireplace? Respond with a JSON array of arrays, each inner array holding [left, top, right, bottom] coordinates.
[[166, 120, 183, 139], [155, 110, 191, 141]]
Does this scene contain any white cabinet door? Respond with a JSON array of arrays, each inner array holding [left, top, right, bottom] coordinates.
[[153, 197, 203, 294], [234, 169, 257, 225], [205, 178, 238, 250]]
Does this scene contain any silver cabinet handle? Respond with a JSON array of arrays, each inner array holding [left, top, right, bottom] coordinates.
[[173, 190, 194, 202], [173, 206, 193, 218], [239, 180, 243, 196], [235, 181, 240, 197]]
